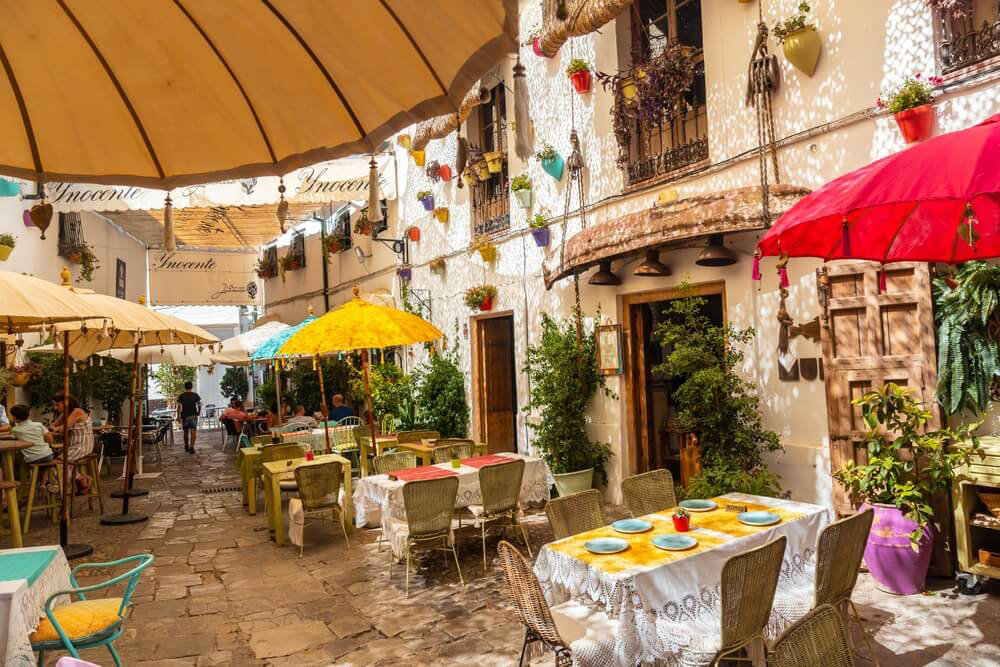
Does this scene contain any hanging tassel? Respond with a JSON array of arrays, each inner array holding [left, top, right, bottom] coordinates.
[[777, 253, 790, 289], [841, 217, 850, 256], [513, 57, 533, 160], [367, 156, 383, 223], [878, 266, 887, 293], [163, 194, 176, 251], [751, 251, 762, 282], [276, 178, 289, 233], [455, 135, 468, 189]]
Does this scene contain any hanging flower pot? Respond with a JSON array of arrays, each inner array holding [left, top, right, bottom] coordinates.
[[426, 161, 441, 181], [539, 152, 564, 181], [478, 244, 497, 263], [894, 104, 934, 143], [411, 150, 426, 167], [473, 159, 491, 181], [0, 234, 14, 261], [781, 27, 822, 76], [566, 59, 592, 94], [12, 371, 31, 386], [430, 258, 446, 274], [620, 77, 637, 105], [464, 284, 497, 312], [531, 36, 550, 58], [479, 295, 494, 311], [434, 207, 449, 223], [514, 187, 532, 208], [438, 164, 453, 182], [462, 168, 477, 187], [0, 178, 19, 197], [417, 191, 435, 211], [22, 210, 33, 227], [530, 227, 550, 247], [485, 151, 504, 173], [407, 227, 421, 242], [397, 266, 412, 281], [397, 134, 411, 149]]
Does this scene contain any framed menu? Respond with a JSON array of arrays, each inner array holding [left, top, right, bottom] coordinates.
[[595, 324, 622, 375]]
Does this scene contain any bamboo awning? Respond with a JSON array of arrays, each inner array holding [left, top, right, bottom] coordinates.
[[542, 184, 811, 288]]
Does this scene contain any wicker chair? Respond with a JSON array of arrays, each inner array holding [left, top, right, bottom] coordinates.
[[396, 429, 440, 445], [545, 489, 605, 540], [293, 461, 350, 557], [390, 475, 463, 597], [373, 451, 417, 475], [769, 604, 856, 667], [712, 536, 788, 665], [621, 469, 677, 517], [772, 508, 876, 661], [431, 439, 476, 464], [497, 541, 618, 666], [462, 460, 531, 570]]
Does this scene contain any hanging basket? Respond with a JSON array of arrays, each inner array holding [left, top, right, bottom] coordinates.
[[485, 151, 504, 173], [0, 178, 19, 197], [462, 168, 478, 187], [479, 296, 494, 311], [894, 104, 934, 143], [473, 159, 491, 181], [532, 37, 551, 58], [569, 70, 592, 94], [439, 164, 453, 182], [397, 134, 412, 149], [782, 27, 822, 77], [397, 267, 412, 280], [407, 227, 421, 242], [513, 188, 532, 209], [12, 371, 31, 386], [430, 258, 446, 274], [420, 194, 435, 211], [0, 244, 12, 261], [541, 154, 565, 181], [434, 207, 449, 223], [478, 245, 497, 263], [411, 150, 426, 167], [531, 228, 550, 247], [620, 77, 637, 105]]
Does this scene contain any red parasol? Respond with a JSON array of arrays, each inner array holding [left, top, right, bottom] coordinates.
[[756, 115, 1000, 275]]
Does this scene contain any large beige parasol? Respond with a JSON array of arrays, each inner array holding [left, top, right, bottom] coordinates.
[[0, 0, 517, 189]]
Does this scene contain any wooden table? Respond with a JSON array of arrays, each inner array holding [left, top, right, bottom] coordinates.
[[357, 435, 398, 476], [262, 453, 353, 546], [0, 545, 71, 665], [394, 440, 487, 467], [0, 440, 31, 548]]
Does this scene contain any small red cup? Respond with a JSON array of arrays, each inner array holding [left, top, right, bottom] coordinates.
[[672, 516, 691, 532], [305, 450, 315, 461]]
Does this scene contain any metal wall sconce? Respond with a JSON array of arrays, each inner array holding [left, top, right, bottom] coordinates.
[[588, 260, 621, 286], [634, 249, 671, 277], [695, 234, 738, 267]]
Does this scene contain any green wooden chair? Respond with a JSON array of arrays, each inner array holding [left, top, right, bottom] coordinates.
[[31, 553, 154, 667]]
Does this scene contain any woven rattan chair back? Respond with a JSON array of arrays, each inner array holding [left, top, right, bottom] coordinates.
[[331, 425, 357, 450], [621, 469, 677, 517], [769, 604, 855, 667], [480, 459, 525, 516], [397, 429, 440, 444], [431, 439, 476, 463], [719, 536, 787, 651], [261, 443, 307, 464], [403, 476, 459, 538], [814, 508, 874, 608], [545, 489, 604, 540], [294, 461, 343, 511], [497, 541, 566, 650], [373, 451, 417, 475]]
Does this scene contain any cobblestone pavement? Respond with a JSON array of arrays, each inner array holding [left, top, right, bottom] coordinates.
[[15, 429, 1000, 666]]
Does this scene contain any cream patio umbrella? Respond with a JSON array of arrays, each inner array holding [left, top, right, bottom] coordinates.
[[210, 321, 290, 366], [0, 1, 517, 190]]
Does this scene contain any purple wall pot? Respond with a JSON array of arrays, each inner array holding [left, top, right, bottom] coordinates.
[[420, 195, 435, 211], [862, 502, 934, 595], [531, 228, 550, 247]]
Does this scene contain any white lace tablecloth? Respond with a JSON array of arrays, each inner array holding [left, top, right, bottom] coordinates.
[[353, 453, 550, 555], [534, 493, 831, 667], [0, 546, 72, 667]]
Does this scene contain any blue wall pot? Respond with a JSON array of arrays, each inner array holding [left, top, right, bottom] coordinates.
[[541, 154, 564, 181]]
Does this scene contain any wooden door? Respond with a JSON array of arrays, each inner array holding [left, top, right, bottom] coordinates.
[[628, 303, 655, 474], [819, 261, 952, 573], [476, 315, 517, 453]]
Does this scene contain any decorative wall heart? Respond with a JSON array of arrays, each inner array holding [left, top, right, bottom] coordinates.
[[30, 202, 53, 238]]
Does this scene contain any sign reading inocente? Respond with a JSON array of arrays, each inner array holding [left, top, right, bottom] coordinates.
[[149, 250, 259, 306]]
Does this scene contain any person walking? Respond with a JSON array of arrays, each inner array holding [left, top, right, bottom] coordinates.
[[176, 381, 202, 454]]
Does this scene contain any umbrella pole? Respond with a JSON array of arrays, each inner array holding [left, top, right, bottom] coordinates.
[[59, 330, 93, 559], [102, 341, 147, 525], [275, 362, 284, 426], [363, 350, 377, 467], [317, 355, 331, 454]]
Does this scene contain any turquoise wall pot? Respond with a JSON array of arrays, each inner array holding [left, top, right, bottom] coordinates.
[[0, 179, 20, 197], [541, 154, 564, 181]]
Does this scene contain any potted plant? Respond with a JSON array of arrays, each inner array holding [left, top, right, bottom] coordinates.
[[485, 150, 505, 174], [11, 360, 42, 386], [325, 236, 344, 255], [672, 507, 691, 532], [530, 214, 550, 247], [773, 2, 822, 76], [566, 58, 593, 93], [397, 266, 412, 281], [426, 160, 441, 181], [536, 143, 564, 181], [0, 233, 14, 261], [463, 284, 497, 312], [65, 241, 99, 283], [416, 190, 435, 211], [833, 383, 980, 595], [438, 164, 453, 182], [406, 227, 421, 242], [255, 256, 276, 279], [473, 158, 491, 181], [471, 237, 497, 263], [524, 313, 614, 496], [878, 74, 940, 143], [462, 167, 477, 187], [530, 31, 550, 58], [397, 134, 411, 149], [511, 174, 532, 208], [410, 149, 426, 167], [429, 258, 446, 274], [354, 213, 374, 236], [434, 207, 449, 223]]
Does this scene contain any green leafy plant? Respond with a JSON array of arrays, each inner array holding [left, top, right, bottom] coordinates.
[[653, 288, 782, 496], [151, 364, 197, 406], [463, 284, 497, 310], [415, 190, 432, 201], [0, 367, 11, 394], [65, 241, 99, 283], [220, 366, 249, 402], [288, 356, 352, 415], [833, 383, 980, 547], [24, 352, 88, 415], [0, 233, 15, 248], [524, 313, 614, 485], [672, 507, 689, 519], [933, 261, 1000, 415], [565, 58, 590, 77], [877, 74, 940, 113], [534, 143, 557, 162], [772, 2, 815, 43], [510, 174, 531, 192], [256, 255, 277, 278], [350, 362, 420, 431], [416, 346, 469, 438], [88, 357, 134, 425], [257, 380, 277, 411], [531, 214, 548, 229]]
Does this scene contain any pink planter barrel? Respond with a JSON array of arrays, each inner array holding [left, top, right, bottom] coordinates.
[[862, 502, 933, 595]]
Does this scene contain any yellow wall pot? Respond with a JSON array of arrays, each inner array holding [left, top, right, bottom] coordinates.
[[434, 207, 449, 223], [411, 150, 426, 166], [397, 134, 411, 148], [782, 27, 822, 77], [473, 159, 491, 181], [462, 168, 477, 187], [0, 244, 12, 261], [620, 77, 637, 105], [478, 245, 497, 263], [485, 151, 504, 173]]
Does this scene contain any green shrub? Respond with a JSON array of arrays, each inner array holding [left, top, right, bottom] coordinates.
[[220, 366, 249, 402], [416, 350, 468, 438]]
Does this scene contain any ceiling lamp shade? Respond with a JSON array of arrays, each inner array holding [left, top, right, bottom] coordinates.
[[588, 260, 621, 286], [634, 249, 671, 277], [695, 235, 738, 267]]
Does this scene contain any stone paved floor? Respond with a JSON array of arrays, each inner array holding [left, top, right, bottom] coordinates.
[[14, 429, 1000, 666]]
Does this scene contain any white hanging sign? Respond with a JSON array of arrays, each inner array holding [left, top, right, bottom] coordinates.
[[149, 250, 260, 306]]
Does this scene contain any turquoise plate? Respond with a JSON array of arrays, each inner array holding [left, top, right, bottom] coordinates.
[[679, 499, 717, 512], [651, 534, 697, 551], [738, 510, 781, 527], [583, 537, 629, 555], [611, 518, 653, 534]]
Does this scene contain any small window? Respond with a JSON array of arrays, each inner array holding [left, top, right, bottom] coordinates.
[[937, 1, 1000, 75], [290, 231, 306, 268], [468, 83, 510, 238]]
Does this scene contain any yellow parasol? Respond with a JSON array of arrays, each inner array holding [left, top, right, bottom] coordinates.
[[278, 287, 443, 456]]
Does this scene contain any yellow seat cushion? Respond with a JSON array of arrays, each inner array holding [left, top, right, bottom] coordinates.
[[30, 598, 123, 642]]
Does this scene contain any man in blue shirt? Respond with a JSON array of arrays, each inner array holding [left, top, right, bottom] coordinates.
[[327, 394, 355, 422]]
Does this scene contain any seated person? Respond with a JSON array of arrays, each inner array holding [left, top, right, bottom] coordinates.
[[10, 404, 55, 464], [221, 399, 250, 433], [0, 395, 9, 433], [328, 394, 356, 422], [286, 405, 317, 428]]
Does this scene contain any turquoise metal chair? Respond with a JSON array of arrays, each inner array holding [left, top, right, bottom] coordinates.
[[31, 553, 154, 667]]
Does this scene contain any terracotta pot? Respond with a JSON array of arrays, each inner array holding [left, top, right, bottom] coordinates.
[[531, 228, 550, 247], [411, 150, 426, 167], [513, 188, 532, 208], [12, 371, 31, 386], [67, 250, 82, 264], [0, 244, 11, 261], [420, 195, 435, 211], [894, 104, 934, 143], [438, 164, 452, 181], [541, 154, 564, 181], [430, 259, 445, 274], [672, 516, 691, 532], [570, 70, 592, 93], [782, 27, 822, 76], [407, 227, 420, 242], [434, 207, 449, 223], [862, 502, 934, 595], [479, 296, 494, 312]]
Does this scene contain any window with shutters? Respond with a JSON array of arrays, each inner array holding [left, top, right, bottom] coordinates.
[[467, 83, 510, 238]]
